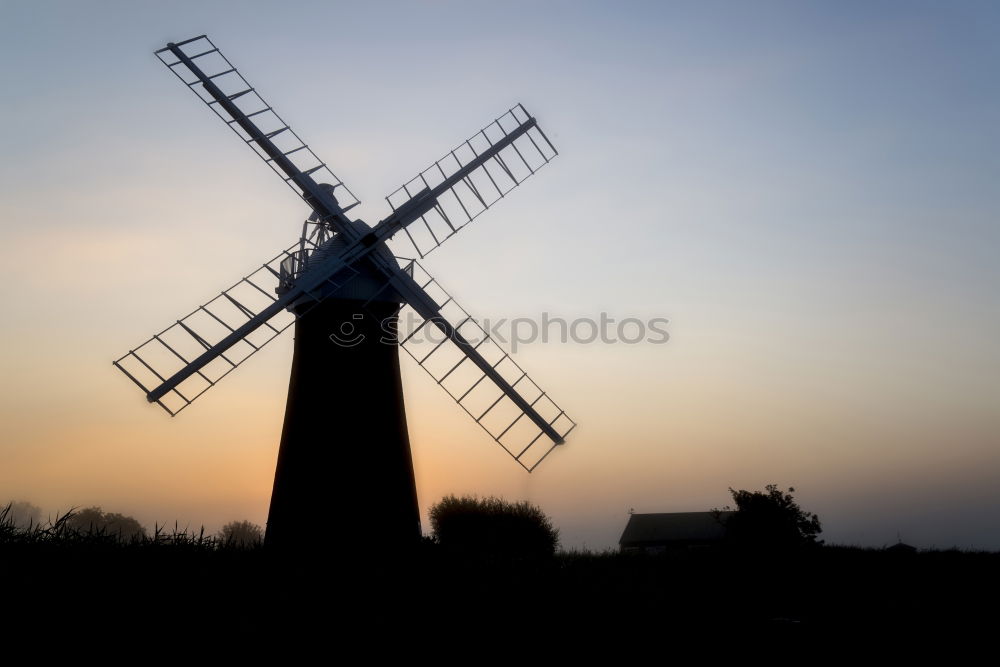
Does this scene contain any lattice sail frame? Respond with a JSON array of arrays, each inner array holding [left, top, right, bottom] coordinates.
[[365, 260, 576, 471], [155, 35, 361, 217], [113, 234, 359, 415], [385, 104, 557, 260]]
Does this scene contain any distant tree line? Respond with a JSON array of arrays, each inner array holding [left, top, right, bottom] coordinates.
[[2, 501, 263, 548], [5, 500, 42, 529], [63, 506, 147, 540], [5, 484, 822, 556]]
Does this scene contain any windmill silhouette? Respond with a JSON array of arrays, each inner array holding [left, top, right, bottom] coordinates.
[[114, 36, 575, 549]]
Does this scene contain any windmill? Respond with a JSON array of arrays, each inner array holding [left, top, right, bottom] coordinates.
[[113, 36, 576, 549]]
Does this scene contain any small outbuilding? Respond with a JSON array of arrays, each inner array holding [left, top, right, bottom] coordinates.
[[619, 511, 734, 553], [885, 541, 917, 555]]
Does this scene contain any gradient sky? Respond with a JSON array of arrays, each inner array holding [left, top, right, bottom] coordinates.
[[2, 0, 998, 550]]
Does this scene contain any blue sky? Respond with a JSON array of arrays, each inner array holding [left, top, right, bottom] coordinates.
[[1, 1, 998, 549]]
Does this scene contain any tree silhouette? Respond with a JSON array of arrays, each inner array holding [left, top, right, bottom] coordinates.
[[217, 520, 263, 548], [714, 484, 822, 549], [64, 507, 147, 540], [4, 501, 42, 529], [429, 494, 559, 557]]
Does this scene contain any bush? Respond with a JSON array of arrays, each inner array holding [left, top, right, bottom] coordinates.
[[429, 495, 559, 558], [714, 484, 822, 550], [217, 520, 263, 548]]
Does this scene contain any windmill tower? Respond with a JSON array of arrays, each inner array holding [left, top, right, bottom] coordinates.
[[114, 36, 575, 549]]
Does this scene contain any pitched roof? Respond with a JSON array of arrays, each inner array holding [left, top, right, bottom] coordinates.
[[619, 511, 734, 547]]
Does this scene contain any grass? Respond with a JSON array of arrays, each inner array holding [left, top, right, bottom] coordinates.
[[0, 503, 249, 550]]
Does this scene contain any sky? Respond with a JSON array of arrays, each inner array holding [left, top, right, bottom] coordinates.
[[1, 0, 998, 550]]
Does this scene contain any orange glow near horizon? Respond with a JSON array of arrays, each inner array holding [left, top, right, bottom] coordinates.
[[3, 2, 1000, 551]]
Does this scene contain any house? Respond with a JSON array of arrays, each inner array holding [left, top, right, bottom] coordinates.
[[619, 511, 734, 553]]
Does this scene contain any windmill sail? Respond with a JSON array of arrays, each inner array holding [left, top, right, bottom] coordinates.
[[383, 104, 557, 259], [113, 237, 359, 415], [119, 36, 574, 478], [155, 36, 360, 222], [365, 260, 575, 471]]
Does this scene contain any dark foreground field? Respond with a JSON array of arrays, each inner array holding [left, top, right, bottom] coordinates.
[[3, 532, 999, 644]]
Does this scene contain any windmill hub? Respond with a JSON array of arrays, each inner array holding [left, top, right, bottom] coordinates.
[[114, 35, 576, 549], [285, 233, 402, 306]]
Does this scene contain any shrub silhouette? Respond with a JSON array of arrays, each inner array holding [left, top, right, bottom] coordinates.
[[429, 494, 559, 557], [714, 484, 822, 550], [217, 520, 263, 548]]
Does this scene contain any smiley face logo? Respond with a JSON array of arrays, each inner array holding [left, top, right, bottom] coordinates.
[[328, 313, 365, 347]]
